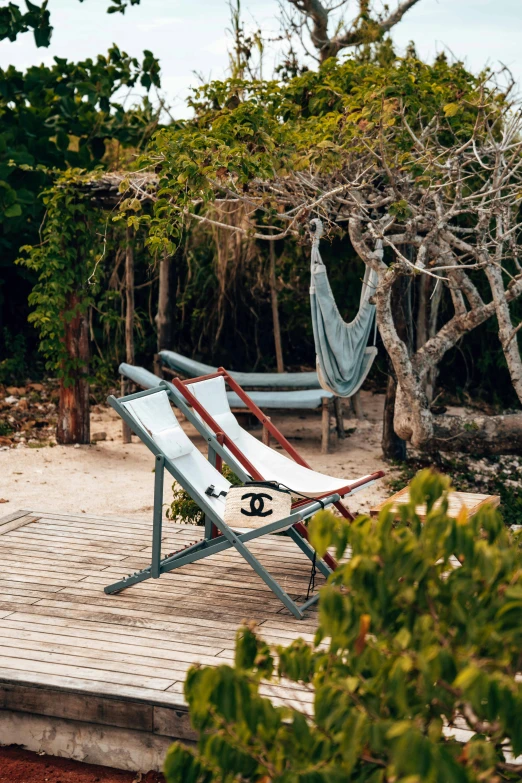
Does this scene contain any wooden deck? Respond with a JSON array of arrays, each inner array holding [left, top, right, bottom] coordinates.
[[0, 508, 320, 771]]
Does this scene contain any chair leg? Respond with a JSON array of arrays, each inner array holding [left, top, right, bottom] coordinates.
[[334, 397, 345, 440], [262, 416, 271, 446], [151, 454, 165, 578], [351, 391, 364, 419], [321, 397, 330, 454], [287, 525, 333, 579], [121, 378, 132, 444], [206, 444, 222, 539]]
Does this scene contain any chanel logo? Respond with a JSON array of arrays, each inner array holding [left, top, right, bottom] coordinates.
[[240, 492, 273, 517]]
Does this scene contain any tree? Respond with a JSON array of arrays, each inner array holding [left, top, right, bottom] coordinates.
[[1, 0, 159, 441], [282, 0, 422, 63], [130, 54, 522, 454], [0, 0, 142, 48], [163, 470, 522, 782]]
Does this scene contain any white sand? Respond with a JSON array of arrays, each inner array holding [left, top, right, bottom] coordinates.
[[0, 390, 393, 521]]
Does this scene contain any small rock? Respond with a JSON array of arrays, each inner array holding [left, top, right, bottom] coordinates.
[[91, 431, 107, 442], [4, 395, 18, 404], [73, 443, 81, 449], [0, 498, 9, 503]]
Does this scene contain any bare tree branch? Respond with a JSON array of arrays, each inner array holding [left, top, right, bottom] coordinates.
[[285, 0, 423, 61]]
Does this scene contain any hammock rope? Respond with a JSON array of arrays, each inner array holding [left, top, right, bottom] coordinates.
[[309, 218, 379, 398]]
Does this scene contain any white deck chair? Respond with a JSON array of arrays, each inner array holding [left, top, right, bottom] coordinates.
[[165, 372, 384, 524], [106, 386, 344, 619]]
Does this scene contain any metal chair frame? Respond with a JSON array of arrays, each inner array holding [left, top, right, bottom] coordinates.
[[106, 386, 343, 619]]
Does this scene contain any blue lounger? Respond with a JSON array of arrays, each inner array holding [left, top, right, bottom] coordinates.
[[120, 363, 333, 410], [119, 363, 341, 452], [159, 350, 321, 390]]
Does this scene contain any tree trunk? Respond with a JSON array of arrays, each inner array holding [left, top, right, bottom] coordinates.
[[428, 411, 522, 455], [125, 226, 135, 366], [155, 251, 172, 353], [269, 239, 284, 373], [485, 261, 522, 404], [122, 226, 135, 444], [416, 274, 428, 351], [56, 295, 90, 445], [382, 373, 407, 460], [381, 275, 409, 458], [425, 278, 442, 403]]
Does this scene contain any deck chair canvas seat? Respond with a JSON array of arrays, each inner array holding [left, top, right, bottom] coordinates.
[[106, 387, 346, 619], [186, 375, 373, 497], [164, 371, 384, 523], [119, 362, 342, 453]]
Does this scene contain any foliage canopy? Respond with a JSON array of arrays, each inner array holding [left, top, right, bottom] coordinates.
[[0, 0, 142, 47], [141, 51, 491, 253], [1, 38, 160, 378]]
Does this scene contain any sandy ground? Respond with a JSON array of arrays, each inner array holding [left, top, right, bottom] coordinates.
[[0, 390, 394, 521]]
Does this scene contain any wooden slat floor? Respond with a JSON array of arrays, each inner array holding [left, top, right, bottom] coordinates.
[[0, 509, 321, 721], [1, 509, 520, 772]]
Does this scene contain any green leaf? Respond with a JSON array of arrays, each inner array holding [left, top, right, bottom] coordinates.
[[443, 102, 460, 117], [4, 203, 22, 218]]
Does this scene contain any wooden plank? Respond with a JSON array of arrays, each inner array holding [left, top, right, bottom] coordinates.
[[7, 607, 309, 650], [0, 573, 87, 588], [5, 605, 251, 641], [39, 586, 304, 617], [0, 637, 224, 679], [36, 594, 289, 624], [0, 547, 128, 567], [24, 528, 150, 546], [0, 594, 40, 606], [22, 598, 268, 633], [0, 581, 63, 595], [33, 510, 156, 526], [78, 569, 320, 596], [153, 706, 196, 741], [0, 682, 154, 732], [0, 561, 109, 578], [0, 542, 129, 561], [0, 668, 185, 708], [0, 627, 231, 668], [1, 531, 143, 555], [0, 509, 33, 527], [370, 488, 500, 520], [1, 616, 235, 654], [0, 513, 38, 536], [0, 651, 175, 691]]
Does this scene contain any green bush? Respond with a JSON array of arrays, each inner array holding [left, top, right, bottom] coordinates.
[[166, 464, 243, 525], [164, 470, 522, 782]]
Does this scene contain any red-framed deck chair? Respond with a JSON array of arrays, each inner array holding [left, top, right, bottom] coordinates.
[[163, 370, 384, 567]]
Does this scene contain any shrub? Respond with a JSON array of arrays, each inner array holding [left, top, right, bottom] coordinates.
[[164, 469, 522, 782], [166, 464, 243, 525]]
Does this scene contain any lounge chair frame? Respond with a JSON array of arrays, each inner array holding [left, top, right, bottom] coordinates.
[[106, 386, 343, 619]]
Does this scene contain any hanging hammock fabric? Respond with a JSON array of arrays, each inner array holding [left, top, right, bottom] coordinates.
[[309, 219, 379, 398]]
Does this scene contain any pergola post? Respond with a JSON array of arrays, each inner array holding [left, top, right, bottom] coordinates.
[[269, 239, 284, 373], [56, 294, 90, 444], [122, 225, 135, 444], [154, 251, 172, 376]]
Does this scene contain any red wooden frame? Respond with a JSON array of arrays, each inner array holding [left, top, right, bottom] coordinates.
[[172, 370, 385, 570]]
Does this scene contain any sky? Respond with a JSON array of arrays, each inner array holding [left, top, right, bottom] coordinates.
[[1, 0, 521, 117]]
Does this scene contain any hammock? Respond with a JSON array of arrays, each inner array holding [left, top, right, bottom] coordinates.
[[309, 219, 379, 398]]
